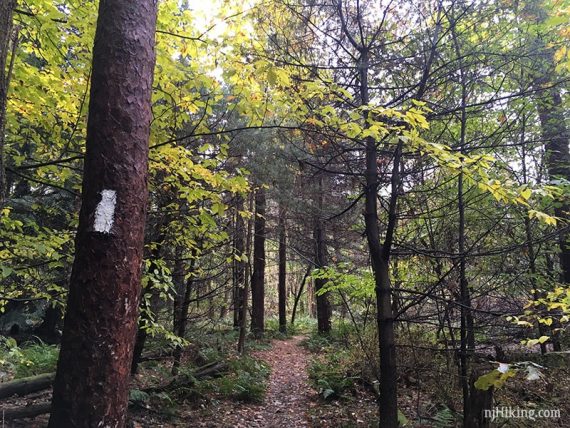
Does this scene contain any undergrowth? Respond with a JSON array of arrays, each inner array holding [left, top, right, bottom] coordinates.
[[0, 337, 59, 379]]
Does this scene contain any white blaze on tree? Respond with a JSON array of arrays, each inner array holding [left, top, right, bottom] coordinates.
[[94, 190, 117, 233]]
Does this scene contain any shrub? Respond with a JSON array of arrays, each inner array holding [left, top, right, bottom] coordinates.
[[201, 355, 270, 403], [301, 331, 333, 353], [308, 351, 359, 400], [0, 337, 59, 379]]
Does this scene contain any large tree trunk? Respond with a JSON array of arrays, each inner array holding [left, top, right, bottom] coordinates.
[[0, 0, 17, 203], [314, 175, 331, 334], [278, 202, 287, 334], [48, 1, 157, 426], [251, 187, 266, 338]]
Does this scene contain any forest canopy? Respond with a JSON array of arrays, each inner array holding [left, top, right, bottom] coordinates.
[[0, 0, 569, 427]]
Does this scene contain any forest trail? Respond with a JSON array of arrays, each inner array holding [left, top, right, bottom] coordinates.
[[202, 335, 314, 427]]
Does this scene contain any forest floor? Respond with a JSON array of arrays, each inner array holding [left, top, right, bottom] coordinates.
[[3, 332, 569, 427], [131, 334, 377, 427], [180, 336, 314, 428]]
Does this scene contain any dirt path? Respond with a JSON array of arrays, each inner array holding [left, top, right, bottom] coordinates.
[[205, 336, 314, 428]]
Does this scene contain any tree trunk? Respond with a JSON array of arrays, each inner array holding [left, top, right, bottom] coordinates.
[[172, 255, 196, 375], [238, 193, 254, 353], [521, 121, 548, 354], [359, 46, 398, 427], [48, 1, 157, 426], [535, 81, 570, 287], [529, 2, 570, 291], [278, 202, 287, 334], [0, 0, 17, 203], [131, 243, 164, 375], [451, 18, 477, 425], [251, 187, 266, 338], [291, 264, 312, 325], [233, 195, 246, 329], [314, 175, 331, 334]]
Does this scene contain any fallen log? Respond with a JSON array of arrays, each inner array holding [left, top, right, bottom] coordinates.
[[1, 402, 51, 420], [143, 361, 228, 394], [0, 362, 229, 420], [0, 373, 55, 399]]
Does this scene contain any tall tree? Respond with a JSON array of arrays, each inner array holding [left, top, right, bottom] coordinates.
[[48, 0, 157, 426], [0, 0, 17, 203], [251, 186, 266, 338], [313, 174, 331, 334], [278, 202, 288, 334]]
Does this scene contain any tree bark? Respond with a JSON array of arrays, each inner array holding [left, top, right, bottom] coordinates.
[[238, 193, 254, 353], [359, 45, 398, 427], [278, 202, 287, 334], [251, 187, 266, 338], [172, 255, 196, 375], [291, 264, 312, 325], [528, 2, 570, 290], [0, 0, 17, 203], [233, 195, 246, 329], [48, 1, 157, 426], [535, 80, 570, 286], [314, 175, 331, 334]]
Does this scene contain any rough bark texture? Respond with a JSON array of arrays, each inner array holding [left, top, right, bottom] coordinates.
[[251, 187, 266, 338], [0, 0, 16, 203], [278, 204, 287, 334], [48, 1, 157, 427]]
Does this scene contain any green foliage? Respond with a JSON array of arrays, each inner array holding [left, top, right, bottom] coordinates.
[[301, 332, 334, 353], [0, 337, 59, 379], [312, 263, 375, 300], [474, 361, 545, 391], [431, 406, 457, 428], [308, 351, 359, 401], [200, 356, 270, 403], [129, 389, 151, 405]]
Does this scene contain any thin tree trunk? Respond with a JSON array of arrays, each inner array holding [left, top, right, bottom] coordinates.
[[291, 264, 312, 325], [251, 187, 266, 338], [314, 175, 331, 334], [278, 202, 287, 334], [233, 195, 246, 329], [520, 118, 548, 354], [359, 45, 398, 427], [0, 0, 17, 203], [172, 255, 196, 375], [131, 238, 164, 375], [48, 1, 157, 426], [238, 193, 254, 353], [451, 17, 477, 425]]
